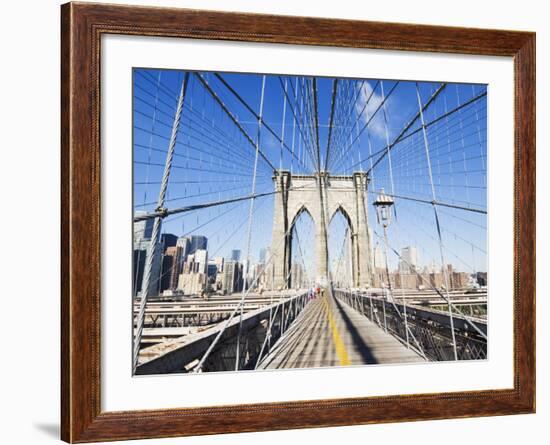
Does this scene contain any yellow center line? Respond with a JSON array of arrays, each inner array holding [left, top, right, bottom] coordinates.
[[322, 294, 351, 366]]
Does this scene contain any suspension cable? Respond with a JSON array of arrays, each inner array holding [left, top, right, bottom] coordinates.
[[133, 72, 190, 372]]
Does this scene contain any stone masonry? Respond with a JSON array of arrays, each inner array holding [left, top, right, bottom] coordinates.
[[270, 170, 373, 289]]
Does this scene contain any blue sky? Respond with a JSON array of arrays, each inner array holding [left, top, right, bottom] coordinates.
[[133, 68, 487, 281]]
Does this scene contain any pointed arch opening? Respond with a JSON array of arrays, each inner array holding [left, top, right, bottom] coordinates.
[[328, 205, 356, 288], [288, 206, 316, 290]]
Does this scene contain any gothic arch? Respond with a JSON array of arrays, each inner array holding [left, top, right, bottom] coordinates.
[[270, 171, 372, 289], [290, 205, 316, 231], [328, 204, 355, 234], [287, 205, 316, 289], [327, 204, 357, 287]]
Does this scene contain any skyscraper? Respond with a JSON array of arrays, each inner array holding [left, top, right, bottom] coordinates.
[[231, 249, 241, 262], [175, 235, 207, 257], [133, 210, 154, 242], [399, 246, 419, 274], [178, 249, 209, 295], [161, 233, 178, 248], [133, 211, 162, 297], [222, 260, 243, 294], [193, 249, 208, 274], [212, 256, 224, 273], [176, 236, 189, 251], [259, 248, 267, 264], [160, 246, 183, 291], [207, 256, 224, 278], [133, 239, 163, 297], [188, 235, 207, 255]]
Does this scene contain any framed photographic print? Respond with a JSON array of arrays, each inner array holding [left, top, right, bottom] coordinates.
[[61, 2, 535, 442]]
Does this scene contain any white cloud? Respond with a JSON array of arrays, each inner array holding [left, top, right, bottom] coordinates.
[[355, 81, 390, 140]]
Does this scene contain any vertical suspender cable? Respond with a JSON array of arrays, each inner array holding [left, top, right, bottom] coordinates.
[[133, 72, 190, 372], [325, 79, 339, 172], [290, 78, 297, 175], [471, 84, 487, 172], [280, 78, 288, 171], [455, 85, 472, 205], [380, 81, 397, 219], [235, 75, 267, 370], [133, 71, 162, 297], [415, 82, 458, 361]]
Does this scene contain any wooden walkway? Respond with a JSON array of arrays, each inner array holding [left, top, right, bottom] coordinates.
[[258, 293, 423, 369]]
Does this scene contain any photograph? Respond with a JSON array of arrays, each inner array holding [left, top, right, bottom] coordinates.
[[1, 0, 542, 443], [132, 69, 488, 375]]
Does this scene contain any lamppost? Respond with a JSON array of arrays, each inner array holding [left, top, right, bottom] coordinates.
[[372, 188, 395, 333], [373, 188, 413, 349], [373, 188, 395, 298]]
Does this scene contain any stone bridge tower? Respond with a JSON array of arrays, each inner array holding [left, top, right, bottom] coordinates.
[[270, 170, 373, 289]]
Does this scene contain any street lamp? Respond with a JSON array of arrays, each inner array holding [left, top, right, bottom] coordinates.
[[373, 188, 394, 228], [373, 190, 395, 288], [372, 188, 396, 334], [373, 188, 412, 349]]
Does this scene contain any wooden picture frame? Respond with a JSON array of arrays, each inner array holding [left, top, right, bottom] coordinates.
[[61, 2, 536, 442]]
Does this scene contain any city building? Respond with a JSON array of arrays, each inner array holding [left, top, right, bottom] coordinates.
[[476, 271, 488, 287], [231, 249, 241, 262], [184, 249, 208, 274], [175, 235, 207, 259], [195, 249, 208, 274], [418, 265, 470, 290], [211, 257, 225, 291], [448, 265, 471, 289], [133, 238, 163, 297], [175, 236, 190, 276], [398, 246, 418, 274], [161, 233, 178, 248], [132, 241, 147, 295], [177, 248, 209, 296], [176, 236, 189, 253], [160, 245, 182, 291], [221, 260, 243, 294], [212, 256, 224, 273], [133, 212, 162, 297], [251, 263, 266, 290], [188, 235, 207, 255], [207, 261, 218, 278], [422, 261, 438, 274], [177, 271, 207, 296], [133, 210, 154, 242], [393, 273, 419, 289], [258, 248, 267, 264]]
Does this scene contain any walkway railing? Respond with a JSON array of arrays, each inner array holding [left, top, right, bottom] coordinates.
[[136, 291, 310, 374], [334, 289, 487, 361]]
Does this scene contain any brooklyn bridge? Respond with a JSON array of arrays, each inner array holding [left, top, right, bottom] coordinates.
[[132, 69, 488, 374]]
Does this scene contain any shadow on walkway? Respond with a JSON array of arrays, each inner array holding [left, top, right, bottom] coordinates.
[[332, 294, 379, 364]]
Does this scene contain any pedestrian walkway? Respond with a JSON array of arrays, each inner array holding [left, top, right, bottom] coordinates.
[[258, 292, 423, 369]]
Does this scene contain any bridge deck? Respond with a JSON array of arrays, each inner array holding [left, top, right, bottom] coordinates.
[[258, 293, 424, 369]]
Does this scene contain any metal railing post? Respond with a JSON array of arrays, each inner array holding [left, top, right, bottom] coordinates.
[[382, 292, 388, 333], [369, 295, 374, 322]]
